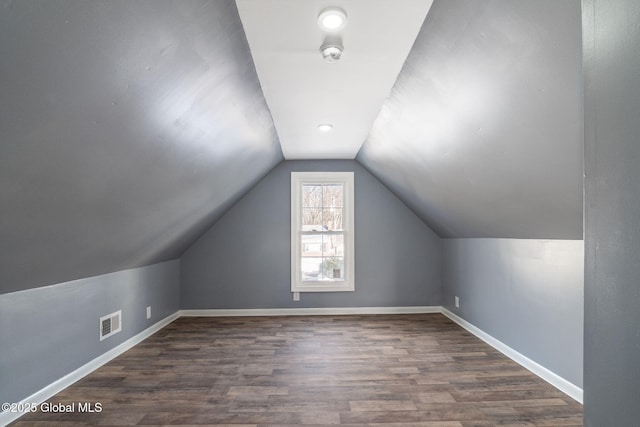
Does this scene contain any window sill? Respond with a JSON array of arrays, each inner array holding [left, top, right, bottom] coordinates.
[[292, 282, 355, 293]]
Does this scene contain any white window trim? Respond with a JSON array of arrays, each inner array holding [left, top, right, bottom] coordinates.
[[291, 171, 355, 293]]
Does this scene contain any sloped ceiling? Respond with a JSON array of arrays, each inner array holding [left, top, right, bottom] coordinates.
[[358, 0, 583, 239], [0, 0, 282, 293], [1, 0, 584, 294]]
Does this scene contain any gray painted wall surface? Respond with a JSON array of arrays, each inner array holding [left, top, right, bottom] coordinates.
[[181, 160, 442, 309], [358, 0, 583, 239], [583, 0, 640, 424], [0, 260, 180, 404], [442, 239, 583, 388], [0, 0, 282, 294]]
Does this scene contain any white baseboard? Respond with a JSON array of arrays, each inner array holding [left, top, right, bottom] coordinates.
[[179, 306, 441, 317], [441, 307, 583, 404], [3, 305, 582, 426], [0, 312, 179, 426]]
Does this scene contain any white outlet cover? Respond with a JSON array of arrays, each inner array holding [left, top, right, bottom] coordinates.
[[455, 296, 460, 308], [146, 306, 151, 319]]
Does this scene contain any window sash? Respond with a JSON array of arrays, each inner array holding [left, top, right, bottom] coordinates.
[[291, 172, 354, 293]]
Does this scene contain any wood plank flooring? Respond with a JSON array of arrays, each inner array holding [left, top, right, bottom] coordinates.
[[12, 314, 583, 426]]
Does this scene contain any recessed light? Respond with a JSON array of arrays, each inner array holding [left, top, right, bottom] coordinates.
[[317, 124, 333, 133], [318, 7, 347, 32]]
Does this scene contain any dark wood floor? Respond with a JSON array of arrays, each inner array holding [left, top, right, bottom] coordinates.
[[12, 314, 583, 426]]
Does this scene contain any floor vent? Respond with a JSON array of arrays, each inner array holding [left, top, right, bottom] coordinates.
[[99, 310, 122, 341]]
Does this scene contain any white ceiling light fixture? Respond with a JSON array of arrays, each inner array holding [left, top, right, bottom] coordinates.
[[317, 124, 334, 133], [317, 7, 348, 32]]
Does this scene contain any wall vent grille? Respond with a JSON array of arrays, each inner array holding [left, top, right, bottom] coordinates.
[[99, 310, 122, 341]]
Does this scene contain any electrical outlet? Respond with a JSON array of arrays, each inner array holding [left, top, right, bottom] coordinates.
[[146, 306, 151, 319], [454, 296, 460, 308], [293, 292, 300, 302]]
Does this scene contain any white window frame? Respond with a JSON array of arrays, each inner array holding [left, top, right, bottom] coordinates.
[[291, 171, 355, 292]]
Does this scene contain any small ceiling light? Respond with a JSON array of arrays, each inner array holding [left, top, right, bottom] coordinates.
[[317, 124, 333, 133], [318, 7, 348, 32], [320, 39, 343, 63]]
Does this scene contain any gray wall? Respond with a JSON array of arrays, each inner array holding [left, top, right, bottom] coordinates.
[[583, 0, 640, 424], [442, 239, 583, 388], [181, 160, 442, 309], [0, 260, 180, 405]]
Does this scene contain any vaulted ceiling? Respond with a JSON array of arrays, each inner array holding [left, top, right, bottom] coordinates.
[[0, 0, 282, 293], [358, 0, 583, 238], [0, 0, 583, 294]]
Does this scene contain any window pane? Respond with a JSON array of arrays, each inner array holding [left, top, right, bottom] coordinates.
[[302, 208, 323, 231], [301, 234, 323, 256], [322, 184, 343, 207], [303, 185, 323, 207], [301, 257, 322, 281], [322, 208, 343, 231], [323, 234, 344, 257], [321, 256, 344, 281], [301, 233, 322, 282]]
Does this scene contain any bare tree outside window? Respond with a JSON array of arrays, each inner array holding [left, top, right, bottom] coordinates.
[[291, 171, 354, 292], [301, 184, 344, 281]]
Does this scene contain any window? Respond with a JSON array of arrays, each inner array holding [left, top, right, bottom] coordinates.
[[291, 172, 354, 292]]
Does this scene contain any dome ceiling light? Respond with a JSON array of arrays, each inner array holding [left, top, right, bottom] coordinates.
[[317, 7, 348, 32], [317, 7, 347, 64]]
